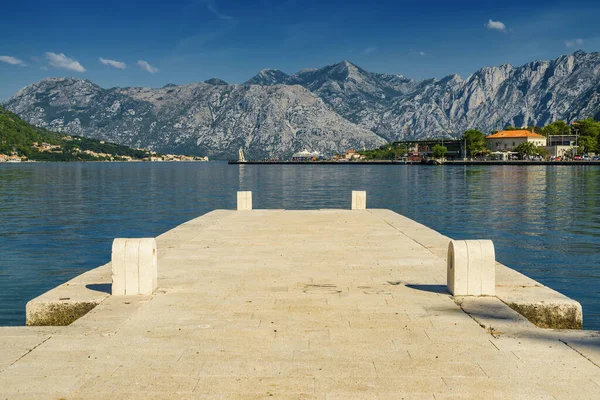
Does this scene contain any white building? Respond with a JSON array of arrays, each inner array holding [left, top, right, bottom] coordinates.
[[485, 130, 547, 151], [546, 135, 578, 158], [291, 149, 321, 160]]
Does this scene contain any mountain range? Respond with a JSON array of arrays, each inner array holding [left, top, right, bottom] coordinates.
[[0, 105, 153, 162], [4, 51, 600, 159]]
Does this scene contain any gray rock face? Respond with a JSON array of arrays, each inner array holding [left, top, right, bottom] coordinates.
[[287, 61, 417, 139], [382, 51, 600, 140], [5, 78, 384, 159], [5, 51, 600, 157], [204, 78, 229, 86], [245, 69, 291, 86], [281, 53, 600, 141]]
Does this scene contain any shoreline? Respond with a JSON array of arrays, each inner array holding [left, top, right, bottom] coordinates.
[[228, 160, 600, 165]]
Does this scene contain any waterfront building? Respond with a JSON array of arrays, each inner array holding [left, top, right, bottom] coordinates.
[[0, 154, 25, 162], [344, 150, 364, 160], [546, 134, 578, 158], [291, 149, 321, 161], [489, 151, 518, 161], [485, 130, 547, 151]]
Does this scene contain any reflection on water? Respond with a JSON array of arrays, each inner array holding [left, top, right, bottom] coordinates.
[[0, 163, 599, 329]]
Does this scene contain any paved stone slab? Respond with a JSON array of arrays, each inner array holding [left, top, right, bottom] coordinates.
[[368, 208, 584, 329], [1, 209, 599, 398]]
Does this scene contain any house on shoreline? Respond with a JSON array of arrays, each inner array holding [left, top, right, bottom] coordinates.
[[485, 129, 579, 159], [0, 154, 26, 162], [485, 130, 547, 160], [486, 130, 547, 151], [291, 149, 322, 161], [546, 134, 578, 158]]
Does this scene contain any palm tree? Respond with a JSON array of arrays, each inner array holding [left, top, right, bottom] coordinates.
[[515, 142, 538, 159]]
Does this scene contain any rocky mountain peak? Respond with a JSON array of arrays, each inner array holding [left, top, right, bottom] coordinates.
[[204, 78, 229, 86], [245, 68, 290, 85], [437, 74, 463, 85], [320, 60, 368, 82], [39, 77, 87, 84], [333, 60, 359, 71], [11, 77, 100, 104], [4, 51, 600, 158]]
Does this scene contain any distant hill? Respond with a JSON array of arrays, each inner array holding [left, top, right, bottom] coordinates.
[[0, 105, 151, 161], [3, 78, 383, 160], [4, 51, 600, 159]]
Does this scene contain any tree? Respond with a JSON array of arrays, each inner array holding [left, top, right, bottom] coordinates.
[[515, 142, 538, 158], [573, 119, 600, 154], [541, 121, 570, 137], [505, 125, 542, 134], [574, 119, 600, 138], [536, 146, 549, 158], [432, 144, 448, 159], [463, 129, 486, 157], [578, 136, 597, 154], [394, 144, 408, 159]]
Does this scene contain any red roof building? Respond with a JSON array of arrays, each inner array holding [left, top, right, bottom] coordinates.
[[485, 130, 547, 151]]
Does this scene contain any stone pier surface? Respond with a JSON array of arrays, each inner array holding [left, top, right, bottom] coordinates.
[[1, 209, 599, 399]]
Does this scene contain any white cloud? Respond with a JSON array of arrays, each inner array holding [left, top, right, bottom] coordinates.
[[46, 52, 86, 72], [419, 51, 426, 56], [137, 60, 159, 73], [0, 56, 26, 66], [362, 47, 376, 55], [205, 0, 234, 20], [486, 19, 507, 32], [565, 38, 584, 48], [99, 57, 127, 69]]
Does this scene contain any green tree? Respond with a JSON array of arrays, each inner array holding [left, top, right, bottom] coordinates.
[[515, 142, 538, 158], [463, 129, 486, 157], [394, 143, 408, 159], [541, 121, 570, 137], [505, 126, 542, 133], [432, 144, 448, 159], [536, 146, 549, 159], [0, 105, 153, 161], [578, 136, 597, 154], [573, 119, 600, 154]]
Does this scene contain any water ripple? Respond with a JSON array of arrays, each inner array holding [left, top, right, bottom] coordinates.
[[0, 163, 599, 329]]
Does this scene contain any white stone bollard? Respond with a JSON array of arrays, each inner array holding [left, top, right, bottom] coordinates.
[[447, 240, 495, 296], [111, 238, 158, 296], [351, 191, 366, 210], [237, 191, 253, 210]]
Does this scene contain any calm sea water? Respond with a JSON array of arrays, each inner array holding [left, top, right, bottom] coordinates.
[[1, 162, 599, 329]]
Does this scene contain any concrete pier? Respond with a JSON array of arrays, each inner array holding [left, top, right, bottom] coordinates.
[[1, 207, 599, 398]]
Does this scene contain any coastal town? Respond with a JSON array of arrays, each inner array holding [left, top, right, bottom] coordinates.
[[0, 138, 209, 163], [234, 126, 599, 164]]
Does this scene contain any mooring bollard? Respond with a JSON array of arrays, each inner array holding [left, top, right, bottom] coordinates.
[[237, 191, 253, 210], [352, 191, 366, 210], [447, 239, 495, 296], [111, 238, 158, 295]]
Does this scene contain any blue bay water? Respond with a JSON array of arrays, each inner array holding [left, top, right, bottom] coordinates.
[[0, 162, 599, 329]]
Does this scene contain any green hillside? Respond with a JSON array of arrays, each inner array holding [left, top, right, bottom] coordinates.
[[0, 106, 151, 161]]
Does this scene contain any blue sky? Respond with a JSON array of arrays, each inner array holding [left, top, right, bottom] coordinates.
[[1, 0, 599, 100]]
